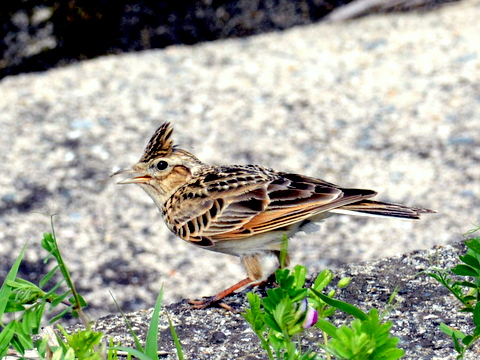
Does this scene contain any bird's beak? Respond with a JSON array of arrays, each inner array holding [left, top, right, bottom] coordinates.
[[110, 167, 152, 184]]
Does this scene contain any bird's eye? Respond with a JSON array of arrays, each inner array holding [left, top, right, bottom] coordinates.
[[156, 160, 169, 171]]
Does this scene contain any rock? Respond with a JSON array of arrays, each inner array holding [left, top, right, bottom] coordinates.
[[89, 243, 480, 359], [0, 0, 455, 78], [0, 0, 478, 324]]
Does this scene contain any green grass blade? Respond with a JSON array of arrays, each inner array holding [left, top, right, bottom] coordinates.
[[166, 311, 184, 360], [110, 291, 144, 352], [109, 346, 153, 360], [145, 287, 164, 359], [0, 242, 28, 320], [279, 235, 289, 269]]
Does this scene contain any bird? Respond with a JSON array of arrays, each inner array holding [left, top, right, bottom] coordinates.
[[111, 122, 435, 308]]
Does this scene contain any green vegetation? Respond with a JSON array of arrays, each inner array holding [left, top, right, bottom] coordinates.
[[428, 227, 480, 359], [0, 217, 182, 359]]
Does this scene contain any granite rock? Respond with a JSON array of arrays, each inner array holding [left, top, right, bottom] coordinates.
[[0, 0, 478, 322]]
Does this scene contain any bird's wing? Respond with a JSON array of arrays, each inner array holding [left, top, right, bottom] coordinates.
[[164, 166, 272, 246], [214, 173, 377, 238], [165, 167, 377, 246]]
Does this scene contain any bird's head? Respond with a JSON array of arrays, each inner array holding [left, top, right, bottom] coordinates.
[[111, 122, 203, 205]]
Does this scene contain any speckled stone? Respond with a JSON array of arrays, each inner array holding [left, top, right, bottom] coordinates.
[[0, 0, 479, 327], [89, 243, 480, 359]]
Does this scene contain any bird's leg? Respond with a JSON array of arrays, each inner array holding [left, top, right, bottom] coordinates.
[[189, 277, 253, 309], [189, 254, 263, 309]]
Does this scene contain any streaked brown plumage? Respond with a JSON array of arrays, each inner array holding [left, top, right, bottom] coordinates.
[[112, 122, 435, 308]]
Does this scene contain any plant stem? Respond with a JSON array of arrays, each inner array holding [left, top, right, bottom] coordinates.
[[322, 331, 331, 360], [50, 215, 90, 327]]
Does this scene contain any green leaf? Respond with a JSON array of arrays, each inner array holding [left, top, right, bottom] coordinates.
[[22, 307, 39, 334], [34, 337, 49, 358], [461, 295, 476, 304], [145, 288, 163, 359], [49, 289, 70, 308], [272, 298, 292, 329], [275, 269, 296, 292], [0, 242, 28, 319], [0, 323, 16, 358], [63, 329, 103, 359], [440, 323, 466, 340], [267, 331, 287, 353], [40, 265, 60, 289], [439, 322, 454, 336], [33, 302, 47, 332], [243, 293, 265, 332], [5, 278, 42, 305], [312, 269, 333, 292], [264, 312, 282, 333], [459, 254, 480, 271], [452, 333, 465, 355], [45, 278, 66, 299], [426, 271, 444, 284], [453, 281, 478, 289], [3, 303, 26, 313], [376, 348, 404, 360], [315, 318, 338, 338], [49, 305, 75, 323], [462, 334, 474, 346], [473, 302, 480, 328], [452, 264, 479, 277], [292, 265, 307, 289], [465, 238, 480, 255], [69, 293, 87, 308], [263, 287, 288, 313], [337, 277, 351, 288], [311, 288, 368, 320], [11, 319, 35, 353]]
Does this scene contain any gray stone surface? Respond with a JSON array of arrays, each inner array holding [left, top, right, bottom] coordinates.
[[89, 243, 480, 359], [0, 0, 479, 325]]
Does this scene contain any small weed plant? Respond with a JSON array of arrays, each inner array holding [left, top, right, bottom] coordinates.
[[0, 216, 182, 359], [243, 264, 404, 360], [428, 227, 480, 359]]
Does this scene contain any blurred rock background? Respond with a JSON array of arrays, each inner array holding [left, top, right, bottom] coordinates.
[[0, 0, 478, 321], [1, 0, 457, 78]]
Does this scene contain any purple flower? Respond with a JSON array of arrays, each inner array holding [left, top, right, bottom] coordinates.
[[297, 298, 318, 329], [302, 304, 318, 329]]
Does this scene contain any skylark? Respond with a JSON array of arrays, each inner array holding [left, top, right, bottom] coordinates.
[[112, 122, 435, 308]]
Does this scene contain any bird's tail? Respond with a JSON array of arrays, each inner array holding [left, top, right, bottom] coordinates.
[[330, 200, 436, 220]]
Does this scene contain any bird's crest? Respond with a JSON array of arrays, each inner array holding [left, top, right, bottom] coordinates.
[[139, 122, 174, 162]]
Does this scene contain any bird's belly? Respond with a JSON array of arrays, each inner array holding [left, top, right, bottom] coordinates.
[[207, 226, 301, 257]]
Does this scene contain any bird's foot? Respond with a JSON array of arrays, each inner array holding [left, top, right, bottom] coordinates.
[[187, 277, 253, 310]]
